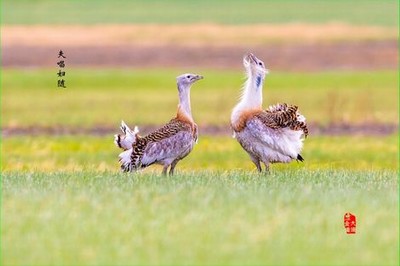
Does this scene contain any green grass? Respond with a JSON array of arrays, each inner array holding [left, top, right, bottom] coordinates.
[[2, 0, 398, 26], [2, 170, 398, 265], [1, 135, 398, 172], [2, 69, 398, 128]]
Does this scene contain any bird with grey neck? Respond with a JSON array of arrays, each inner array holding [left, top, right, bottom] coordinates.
[[231, 53, 308, 173], [114, 73, 203, 175]]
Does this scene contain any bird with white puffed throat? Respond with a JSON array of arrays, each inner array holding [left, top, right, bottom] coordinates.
[[114, 73, 203, 175], [231, 53, 308, 173]]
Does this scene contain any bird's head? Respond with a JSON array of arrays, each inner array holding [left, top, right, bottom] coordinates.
[[176, 73, 203, 89], [243, 53, 269, 81]]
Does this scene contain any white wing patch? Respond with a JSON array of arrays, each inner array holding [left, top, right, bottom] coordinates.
[[118, 148, 133, 171]]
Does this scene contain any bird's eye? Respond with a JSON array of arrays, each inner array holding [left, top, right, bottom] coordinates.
[[258, 62, 263, 66], [186, 75, 191, 79]]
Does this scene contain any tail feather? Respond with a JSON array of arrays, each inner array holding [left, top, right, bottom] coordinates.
[[118, 148, 133, 172], [114, 120, 139, 150], [297, 154, 304, 162]]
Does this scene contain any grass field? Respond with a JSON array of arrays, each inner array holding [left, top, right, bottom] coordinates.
[[3, 0, 398, 26], [1, 135, 398, 172], [2, 170, 398, 265], [2, 69, 397, 128]]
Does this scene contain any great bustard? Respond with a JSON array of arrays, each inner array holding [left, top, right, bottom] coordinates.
[[231, 53, 308, 172], [114, 73, 203, 175]]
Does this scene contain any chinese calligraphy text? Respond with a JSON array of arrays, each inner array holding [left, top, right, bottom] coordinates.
[[57, 50, 67, 88]]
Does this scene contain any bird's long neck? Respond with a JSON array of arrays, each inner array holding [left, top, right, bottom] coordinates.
[[239, 74, 264, 109], [231, 73, 264, 127], [177, 84, 193, 121]]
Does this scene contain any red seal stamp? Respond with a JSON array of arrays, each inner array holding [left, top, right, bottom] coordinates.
[[344, 213, 356, 234]]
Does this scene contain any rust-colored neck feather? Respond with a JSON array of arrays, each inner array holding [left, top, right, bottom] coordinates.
[[231, 108, 262, 132], [176, 108, 194, 124]]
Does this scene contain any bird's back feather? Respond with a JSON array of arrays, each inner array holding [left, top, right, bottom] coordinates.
[[257, 103, 309, 137]]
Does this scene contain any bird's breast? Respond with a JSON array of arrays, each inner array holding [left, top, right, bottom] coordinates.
[[231, 108, 263, 132]]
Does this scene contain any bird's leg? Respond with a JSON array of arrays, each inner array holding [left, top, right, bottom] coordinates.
[[263, 162, 270, 174], [169, 159, 180, 176], [162, 165, 169, 176], [250, 155, 262, 173]]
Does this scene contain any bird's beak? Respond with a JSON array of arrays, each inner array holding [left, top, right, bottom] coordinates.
[[193, 75, 203, 81], [248, 53, 257, 64]]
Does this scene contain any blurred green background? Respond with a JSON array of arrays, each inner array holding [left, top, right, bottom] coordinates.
[[3, 0, 398, 25]]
